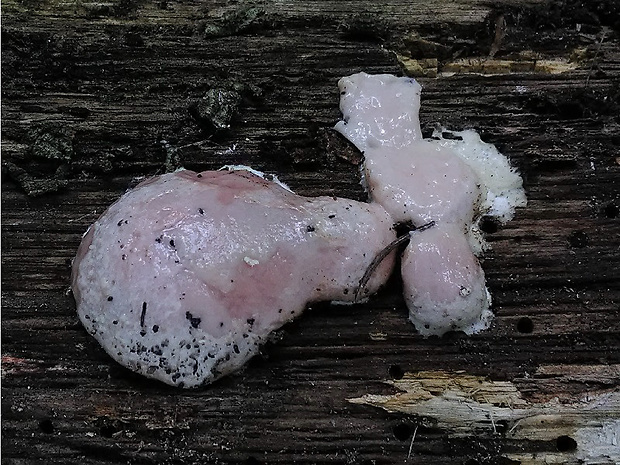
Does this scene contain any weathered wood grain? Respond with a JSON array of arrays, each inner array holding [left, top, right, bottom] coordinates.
[[2, 0, 620, 463]]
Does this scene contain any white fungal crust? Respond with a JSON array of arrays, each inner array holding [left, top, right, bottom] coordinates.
[[428, 128, 527, 224], [72, 169, 396, 387], [335, 72, 525, 336]]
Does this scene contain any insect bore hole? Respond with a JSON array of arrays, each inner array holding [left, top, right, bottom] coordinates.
[[556, 435, 577, 452], [392, 422, 412, 441], [604, 202, 619, 219], [388, 364, 405, 380], [100, 423, 118, 438], [479, 216, 499, 234], [517, 316, 534, 334], [39, 419, 54, 434]]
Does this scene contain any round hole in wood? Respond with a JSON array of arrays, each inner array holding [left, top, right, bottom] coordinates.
[[392, 423, 412, 441], [556, 435, 577, 452], [388, 364, 405, 380], [604, 202, 619, 218], [39, 419, 54, 434], [100, 424, 117, 438], [479, 216, 499, 234], [517, 317, 534, 334], [495, 419, 508, 434]]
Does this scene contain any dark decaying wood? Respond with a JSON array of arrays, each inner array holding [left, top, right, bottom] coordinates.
[[2, 1, 619, 463]]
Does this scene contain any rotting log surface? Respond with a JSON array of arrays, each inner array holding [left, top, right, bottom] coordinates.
[[2, 1, 620, 464]]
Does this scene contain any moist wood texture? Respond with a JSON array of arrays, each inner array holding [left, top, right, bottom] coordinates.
[[2, 1, 619, 464]]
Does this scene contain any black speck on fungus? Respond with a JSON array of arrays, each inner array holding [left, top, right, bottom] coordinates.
[[186, 311, 202, 329], [140, 302, 147, 326]]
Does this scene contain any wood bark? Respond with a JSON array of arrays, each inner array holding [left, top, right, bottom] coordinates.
[[2, 1, 619, 464]]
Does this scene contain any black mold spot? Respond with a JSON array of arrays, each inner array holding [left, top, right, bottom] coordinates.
[[247, 318, 255, 326], [152, 325, 159, 333], [169, 239, 175, 248], [198, 208, 204, 215], [306, 225, 315, 232], [328, 214, 336, 219], [233, 344, 240, 354], [107, 296, 113, 301]]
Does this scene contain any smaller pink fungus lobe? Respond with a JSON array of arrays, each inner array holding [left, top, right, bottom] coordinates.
[[335, 72, 525, 336], [402, 224, 491, 336], [72, 169, 395, 387]]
